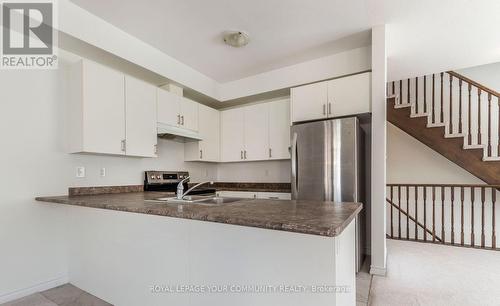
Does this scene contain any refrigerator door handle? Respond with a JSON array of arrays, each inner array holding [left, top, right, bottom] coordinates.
[[291, 132, 298, 198]]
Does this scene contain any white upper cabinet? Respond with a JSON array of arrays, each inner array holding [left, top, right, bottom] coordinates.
[[221, 107, 245, 162], [157, 89, 181, 127], [268, 99, 291, 160], [125, 76, 158, 157], [185, 104, 220, 162], [244, 103, 269, 161], [220, 99, 291, 162], [328, 72, 371, 117], [157, 89, 199, 132], [291, 72, 371, 123], [291, 81, 328, 123], [69, 59, 126, 155], [181, 98, 199, 131], [68, 59, 158, 158]]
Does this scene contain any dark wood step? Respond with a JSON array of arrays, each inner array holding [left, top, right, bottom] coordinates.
[[387, 97, 500, 185]]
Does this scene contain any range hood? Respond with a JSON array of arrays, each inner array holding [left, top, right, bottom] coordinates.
[[157, 122, 203, 141]]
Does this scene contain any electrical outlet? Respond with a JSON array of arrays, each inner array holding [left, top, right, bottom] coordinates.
[[100, 168, 106, 177], [76, 166, 85, 178], [265, 169, 270, 176]]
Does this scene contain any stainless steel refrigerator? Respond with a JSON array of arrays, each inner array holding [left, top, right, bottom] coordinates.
[[291, 117, 365, 272]]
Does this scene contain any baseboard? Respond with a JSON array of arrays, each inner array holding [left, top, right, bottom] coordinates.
[[369, 265, 387, 276], [0, 275, 69, 304], [369, 252, 387, 276]]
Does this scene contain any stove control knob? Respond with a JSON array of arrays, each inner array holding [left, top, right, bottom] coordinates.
[[157, 175, 161, 179], [150, 175, 155, 179]]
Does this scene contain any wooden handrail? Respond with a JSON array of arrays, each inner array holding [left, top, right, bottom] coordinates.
[[386, 197, 443, 242], [447, 71, 500, 98]]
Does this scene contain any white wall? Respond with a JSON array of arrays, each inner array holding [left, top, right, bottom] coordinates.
[[457, 62, 500, 92], [0, 58, 218, 302], [387, 123, 483, 184], [217, 161, 290, 183], [220, 46, 371, 101], [370, 25, 387, 276]]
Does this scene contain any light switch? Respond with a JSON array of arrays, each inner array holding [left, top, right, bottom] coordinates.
[[76, 166, 85, 178]]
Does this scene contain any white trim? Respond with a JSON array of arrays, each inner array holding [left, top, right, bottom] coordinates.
[[394, 103, 412, 109], [0, 275, 69, 304], [427, 122, 446, 128], [464, 144, 485, 150], [483, 156, 500, 161], [410, 112, 429, 118], [444, 133, 465, 138], [369, 265, 387, 276]]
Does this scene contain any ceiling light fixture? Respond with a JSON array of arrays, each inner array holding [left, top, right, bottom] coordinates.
[[223, 31, 249, 48]]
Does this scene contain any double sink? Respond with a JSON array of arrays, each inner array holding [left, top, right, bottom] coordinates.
[[150, 195, 245, 206]]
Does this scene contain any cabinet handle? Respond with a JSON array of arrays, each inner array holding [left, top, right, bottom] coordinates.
[[181, 115, 184, 125], [177, 114, 181, 125], [323, 104, 326, 115], [154, 144, 158, 155], [269, 148, 272, 158], [200, 149, 203, 159], [121, 139, 126, 152], [328, 102, 332, 115], [244, 150, 247, 159], [241, 150, 243, 160]]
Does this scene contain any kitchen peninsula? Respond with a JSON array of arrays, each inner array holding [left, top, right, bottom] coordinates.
[[36, 188, 362, 306]]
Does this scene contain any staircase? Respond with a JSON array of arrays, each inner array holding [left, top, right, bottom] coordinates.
[[387, 71, 500, 185]]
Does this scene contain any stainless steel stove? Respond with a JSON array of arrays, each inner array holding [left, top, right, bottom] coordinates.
[[144, 171, 216, 195]]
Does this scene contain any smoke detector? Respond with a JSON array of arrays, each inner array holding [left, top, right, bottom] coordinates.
[[223, 31, 250, 48]]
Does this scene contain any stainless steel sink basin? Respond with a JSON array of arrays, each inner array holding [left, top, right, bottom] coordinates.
[[149, 195, 244, 205]]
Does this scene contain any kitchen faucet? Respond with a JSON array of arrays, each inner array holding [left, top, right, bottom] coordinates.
[[176, 176, 214, 199]]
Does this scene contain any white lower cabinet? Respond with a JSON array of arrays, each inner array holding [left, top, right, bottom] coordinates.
[[185, 104, 220, 162], [216, 191, 291, 200], [68, 59, 157, 157]]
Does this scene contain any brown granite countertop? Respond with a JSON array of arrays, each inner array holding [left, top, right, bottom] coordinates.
[[35, 192, 361, 237]]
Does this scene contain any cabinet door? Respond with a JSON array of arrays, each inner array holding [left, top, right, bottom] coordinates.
[[198, 104, 220, 161], [221, 108, 245, 162], [268, 99, 291, 160], [291, 81, 328, 123], [328, 72, 371, 117], [180, 98, 199, 131], [125, 76, 158, 157], [82, 60, 125, 155], [157, 88, 181, 126], [217, 191, 257, 199], [244, 103, 269, 161], [256, 192, 292, 200]]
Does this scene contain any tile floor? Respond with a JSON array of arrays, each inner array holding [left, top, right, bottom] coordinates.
[[5, 261, 373, 306], [1, 284, 111, 306]]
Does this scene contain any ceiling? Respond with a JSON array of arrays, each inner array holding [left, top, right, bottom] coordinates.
[[69, 0, 500, 83]]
